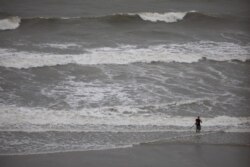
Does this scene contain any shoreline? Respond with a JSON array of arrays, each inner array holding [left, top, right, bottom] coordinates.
[[1, 131, 250, 156], [0, 143, 249, 167], [0, 142, 249, 157]]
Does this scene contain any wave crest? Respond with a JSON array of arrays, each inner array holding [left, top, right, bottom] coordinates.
[[0, 16, 21, 30], [135, 11, 195, 23], [105, 12, 194, 23]]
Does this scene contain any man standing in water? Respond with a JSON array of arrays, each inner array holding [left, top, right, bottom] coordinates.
[[195, 116, 202, 133]]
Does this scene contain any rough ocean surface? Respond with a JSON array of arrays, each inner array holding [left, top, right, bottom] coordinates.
[[0, 0, 250, 155]]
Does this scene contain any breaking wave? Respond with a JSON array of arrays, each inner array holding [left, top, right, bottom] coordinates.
[[0, 41, 249, 68], [22, 11, 197, 23], [0, 11, 233, 31], [115, 11, 195, 23], [15, 11, 227, 25], [133, 11, 196, 23], [0, 104, 250, 132], [0, 16, 21, 30]]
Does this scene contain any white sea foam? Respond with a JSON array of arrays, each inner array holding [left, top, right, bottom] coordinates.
[[135, 11, 195, 23], [41, 80, 132, 108], [0, 16, 21, 30], [38, 43, 82, 49], [0, 104, 249, 132], [0, 42, 249, 69]]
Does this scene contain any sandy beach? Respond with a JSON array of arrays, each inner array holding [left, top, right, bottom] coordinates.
[[0, 143, 249, 167]]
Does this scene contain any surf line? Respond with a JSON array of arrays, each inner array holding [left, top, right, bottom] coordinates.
[[138, 130, 223, 145]]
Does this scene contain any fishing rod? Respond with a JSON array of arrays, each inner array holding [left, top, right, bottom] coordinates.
[[190, 124, 195, 129]]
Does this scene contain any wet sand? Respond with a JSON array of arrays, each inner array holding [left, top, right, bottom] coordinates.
[[0, 143, 249, 167]]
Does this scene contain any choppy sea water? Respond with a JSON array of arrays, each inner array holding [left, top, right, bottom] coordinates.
[[0, 0, 250, 154]]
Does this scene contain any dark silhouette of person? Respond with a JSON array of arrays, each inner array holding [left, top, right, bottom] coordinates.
[[195, 116, 202, 133]]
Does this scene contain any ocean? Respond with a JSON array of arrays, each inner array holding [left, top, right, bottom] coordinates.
[[0, 0, 250, 155]]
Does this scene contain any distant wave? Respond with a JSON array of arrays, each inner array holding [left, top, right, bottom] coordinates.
[[0, 16, 21, 30], [16, 11, 227, 23], [0, 11, 231, 30], [22, 11, 221, 24], [21, 11, 197, 23], [0, 41, 249, 68]]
